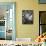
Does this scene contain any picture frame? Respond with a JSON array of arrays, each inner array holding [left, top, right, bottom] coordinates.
[[22, 10, 33, 24], [39, 0, 46, 4]]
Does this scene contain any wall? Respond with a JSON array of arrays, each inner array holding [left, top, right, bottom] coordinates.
[[16, 0, 39, 40], [0, 0, 46, 41]]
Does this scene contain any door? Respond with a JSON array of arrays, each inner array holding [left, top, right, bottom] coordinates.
[[0, 2, 16, 40], [39, 11, 46, 35]]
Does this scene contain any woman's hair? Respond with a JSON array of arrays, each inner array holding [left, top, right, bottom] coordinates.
[[40, 34, 44, 38]]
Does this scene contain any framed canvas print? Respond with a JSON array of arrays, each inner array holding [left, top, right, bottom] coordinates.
[[22, 10, 33, 24], [0, 2, 16, 40], [39, 11, 46, 35], [39, 0, 46, 4]]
